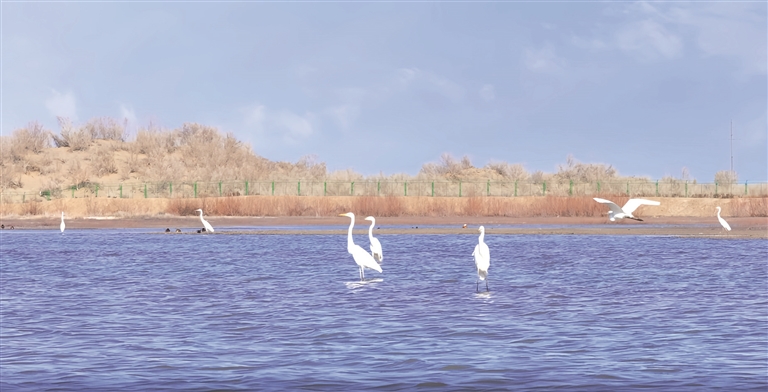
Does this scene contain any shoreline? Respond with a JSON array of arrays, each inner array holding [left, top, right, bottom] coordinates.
[[2, 216, 766, 239]]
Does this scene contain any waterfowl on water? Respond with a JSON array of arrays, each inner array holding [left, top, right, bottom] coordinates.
[[339, 212, 382, 281], [472, 226, 490, 292]]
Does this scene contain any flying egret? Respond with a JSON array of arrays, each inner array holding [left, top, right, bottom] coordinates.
[[716, 206, 731, 232], [593, 198, 660, 221], [472, 226, 490, 292], [195, 209, 214, 233], [60, 212, 65, 233], [364, 216, 383, 263], [340, 212, 382, 281]]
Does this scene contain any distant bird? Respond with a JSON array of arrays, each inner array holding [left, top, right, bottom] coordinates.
[[593, 198, 660, 221], [197, 229, 202, 234], [60, 212, 65, 233], [175, 228, 181, 233], [340, 212, 382, 281], [1, 224, 4, 229], [472, 226, 490, 292], [364, 216, 383, 263], [462, 224, 467, 229], [165, 228, 171, 233], [195, 209, 214, 233], [716, 206, 731, 232]]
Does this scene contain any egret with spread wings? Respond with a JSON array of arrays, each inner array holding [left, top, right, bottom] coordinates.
[[593, 198, 660, 221]]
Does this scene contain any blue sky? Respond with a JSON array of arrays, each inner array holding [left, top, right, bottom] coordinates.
[[3, 2, 766, 181]]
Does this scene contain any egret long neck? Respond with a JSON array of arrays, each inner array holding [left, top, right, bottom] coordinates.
[[346, 218, 355, 251], [368, 219, 375, 239], [478, 229, 485, 244]]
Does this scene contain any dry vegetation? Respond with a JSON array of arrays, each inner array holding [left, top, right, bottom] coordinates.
[[2, 195, 764, 219], [2, 116, 762, 218]]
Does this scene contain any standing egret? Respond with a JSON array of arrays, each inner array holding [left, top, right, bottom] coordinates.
[[340, 212, 382, 281], [593, 198, 660, 221], [195, 209, 214, 233], [472, 226, 490, 292], [716, 206, 731, 232], [60, 212, 65, 233], [364, 216, 383, 263]]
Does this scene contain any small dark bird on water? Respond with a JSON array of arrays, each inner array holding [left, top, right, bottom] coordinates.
[[197, 229, 202, 233], [201, 227, 207, 232], [175, 228, 181, 233], [1, 224, 4, 229], [165, 228, 171, 233]]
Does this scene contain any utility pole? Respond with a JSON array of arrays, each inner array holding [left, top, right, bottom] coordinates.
[[730, 120, 733, 175]]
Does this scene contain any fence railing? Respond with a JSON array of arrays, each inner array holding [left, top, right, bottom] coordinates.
[[1, 180, 766, 204]]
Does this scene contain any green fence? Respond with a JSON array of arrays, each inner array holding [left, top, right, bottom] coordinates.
[[1, 180, 766, 203]]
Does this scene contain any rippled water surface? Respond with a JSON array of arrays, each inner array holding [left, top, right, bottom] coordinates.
[[2, 229, 766, 391]]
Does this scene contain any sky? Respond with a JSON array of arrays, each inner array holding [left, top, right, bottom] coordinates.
[[2, 1, 767, 181]]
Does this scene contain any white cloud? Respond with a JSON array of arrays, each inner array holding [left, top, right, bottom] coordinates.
[[242, 103, 314, 144], [479, 84, 495, 102], [244, 104, 266, 129], [45, 90, 77, 120], [272, 111, 314, 142], [119, 104, 137, 124], [394, 67, 465, 102], [524, 44, 566, 73], [667, 3, 766, 76], [573, 2, 764, 74], [615, 19, 683, 60], [327, 104, 360, 131]]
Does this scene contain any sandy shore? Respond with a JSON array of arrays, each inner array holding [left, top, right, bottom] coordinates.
[[1, 215, 765, 239]]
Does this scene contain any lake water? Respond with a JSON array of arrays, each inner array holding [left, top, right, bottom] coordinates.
[[1, 229, 766, 391]]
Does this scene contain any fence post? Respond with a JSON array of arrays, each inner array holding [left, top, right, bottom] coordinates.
[[324, 182, 327, 196], [685, 181, 688, 197], [569, 180, 573, 196], [404, 182, 408, 196], [245, 181, 248, 196], [170, 182, 173, 197], [597, 181, 601, 194], [219, 181, 222, 196], [298, 181, 301, 196], [432, 182, 434, 197], [514, 181, 517, 197], [487, 180, 490, 196], [119, 184, 123, 199], [626, 182, 629, 196], [22, 193, 25, 203], [272, 181, 275, 196], [377, 181, 380, 196], [656, 180, 659, 197], [715, 182, 718, 196], [144, 183, 147, 198], [194, 182, 198, 198], [745, 181, 748, 195], [71, 186, 75, 198], [459, 181, 462, 197], [542, 182, 546, 196], [350, 182, 354, 195], [95, 184, 99, 197]]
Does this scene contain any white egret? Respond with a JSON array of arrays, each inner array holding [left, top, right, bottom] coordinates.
[[195, 209, 215, 233], [716, 206, 731, 232], [364, 216, 383, 263], [60, 212, 65, 233], [593, 198, 660, 221], [472, 226, 490, 292], [340, 212, 382, 281]]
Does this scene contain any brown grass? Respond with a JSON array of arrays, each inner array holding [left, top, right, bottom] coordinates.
[[2, 195, 767, 218], [165, 195, 655, 218]]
